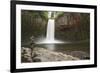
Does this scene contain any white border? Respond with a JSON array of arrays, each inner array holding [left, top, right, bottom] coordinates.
[[16, 4, 94, 69]]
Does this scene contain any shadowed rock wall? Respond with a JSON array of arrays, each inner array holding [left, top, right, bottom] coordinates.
[[55, 12, 90, 41]]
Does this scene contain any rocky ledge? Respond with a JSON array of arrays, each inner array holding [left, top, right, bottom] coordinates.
[[21, 47, 79, 62]]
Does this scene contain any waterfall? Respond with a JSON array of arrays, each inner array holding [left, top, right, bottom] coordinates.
[[46, 19, 55, 41], [36, 12, 65, 44]]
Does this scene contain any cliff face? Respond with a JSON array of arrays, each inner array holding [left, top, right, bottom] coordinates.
[[21, 47, 79, 63], [55, 12, 90, 41], [21, 10, 48, 46]]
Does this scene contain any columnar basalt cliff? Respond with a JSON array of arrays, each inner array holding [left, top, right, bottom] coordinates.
[[55, 12, 90, 41]]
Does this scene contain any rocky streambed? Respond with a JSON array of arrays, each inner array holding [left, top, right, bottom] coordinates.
[[21, 47, 79, 63]]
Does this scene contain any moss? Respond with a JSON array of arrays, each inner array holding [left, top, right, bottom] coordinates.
[[55, 12, 64, 20]]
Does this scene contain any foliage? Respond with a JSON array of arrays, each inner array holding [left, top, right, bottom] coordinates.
[[55, 12, 64, 19]]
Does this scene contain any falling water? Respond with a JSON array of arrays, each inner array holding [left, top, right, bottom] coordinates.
[[46, 13, 55, 41]]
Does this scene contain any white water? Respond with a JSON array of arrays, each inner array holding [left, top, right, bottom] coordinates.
[[46, 19, 55, 41]]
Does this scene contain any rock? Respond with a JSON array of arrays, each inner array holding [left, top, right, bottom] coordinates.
[[33, 57, 41, 62], [32, 47, 79, 62], [70, 51, 90, 59], [21, 47, 79, 62], [21, 47, 33, 62]]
